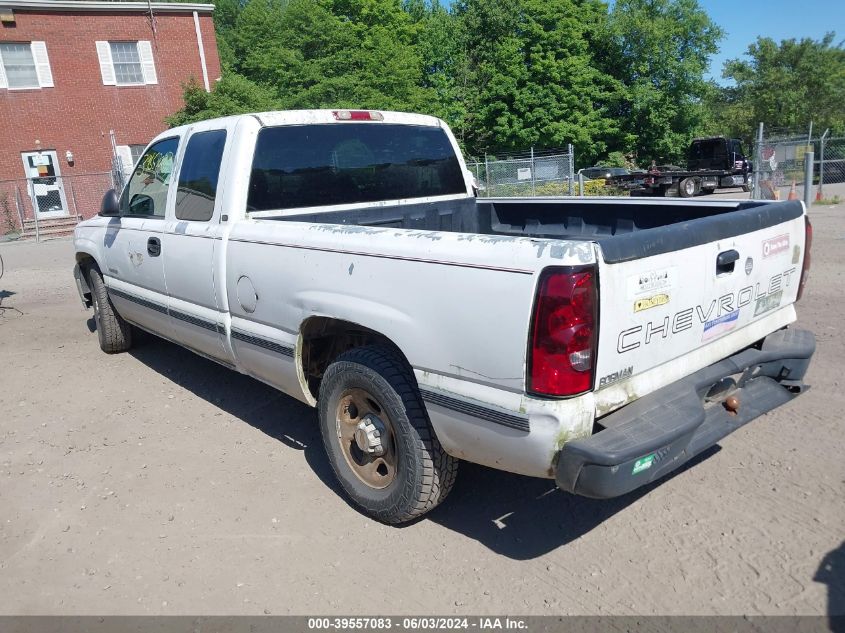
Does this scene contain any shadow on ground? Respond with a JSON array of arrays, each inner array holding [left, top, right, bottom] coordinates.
[[127, 332, 721, 560], [424, 447, 719, 559], [815, 540, 845, 632], [0, 289, 21, 317]]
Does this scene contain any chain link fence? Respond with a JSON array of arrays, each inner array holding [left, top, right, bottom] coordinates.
[[0, 172, 118, 241], [751, 125, 845, 201], [818, 135, 845, 196], [467, 147, 576, 197]]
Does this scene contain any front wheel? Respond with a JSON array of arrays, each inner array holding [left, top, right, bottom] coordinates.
[[88, 266, 133, 353], [318, 345, 458, 523]]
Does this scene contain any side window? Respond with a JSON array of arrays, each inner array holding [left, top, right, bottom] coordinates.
[[175, 130, 227, 222], [120, 137, 179, 217]]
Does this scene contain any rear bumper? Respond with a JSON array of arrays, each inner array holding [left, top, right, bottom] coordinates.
[[556, 328, 815, 498]]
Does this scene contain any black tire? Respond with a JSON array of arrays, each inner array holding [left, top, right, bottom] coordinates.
[[88, 266, 133, 353], [679, 177, 698, 198], [318, 345, 458, 523], [742, 184, 751, 193]]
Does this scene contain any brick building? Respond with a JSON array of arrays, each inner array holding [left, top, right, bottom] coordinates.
[[0, 0, 220, 235]]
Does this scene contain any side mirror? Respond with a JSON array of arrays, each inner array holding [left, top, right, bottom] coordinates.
[[100, 189, 121, 217]]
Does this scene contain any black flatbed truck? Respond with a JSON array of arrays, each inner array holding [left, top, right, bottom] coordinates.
[[608, 137, 752, 197]]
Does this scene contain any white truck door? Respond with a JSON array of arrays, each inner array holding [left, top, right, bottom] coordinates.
[[103, 136, 180, 338], [161, 125, 231, 363]]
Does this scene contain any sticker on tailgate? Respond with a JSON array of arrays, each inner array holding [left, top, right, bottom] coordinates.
[[702, 309, 739, 341], [634, 293, 670, 313], [762, 234, 790, 258], [754, 290, 783, 316], [627, 266, 676, 299]]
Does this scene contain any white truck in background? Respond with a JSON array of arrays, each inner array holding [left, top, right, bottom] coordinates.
[[73, 110, 815, 523]]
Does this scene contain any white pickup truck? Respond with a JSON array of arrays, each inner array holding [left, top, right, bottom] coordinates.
[[73, 110, 815, 523]]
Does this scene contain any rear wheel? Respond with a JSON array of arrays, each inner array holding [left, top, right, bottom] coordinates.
[[88, 266, 133, 353], [318, 345, 458, 523], [679, 177, 699, 198]]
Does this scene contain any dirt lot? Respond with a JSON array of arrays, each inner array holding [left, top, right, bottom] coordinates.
[[0, 202, 843, 617]]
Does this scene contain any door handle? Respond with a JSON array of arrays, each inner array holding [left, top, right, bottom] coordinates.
[[147, 237, 161, 257], [716, 249, 739, 275]]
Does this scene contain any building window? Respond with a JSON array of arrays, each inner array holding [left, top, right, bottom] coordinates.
[[129, 144, 147, 165], [96, 40, 157, 86], [0, 41, 53, 90], [110, 42, 144, 85]]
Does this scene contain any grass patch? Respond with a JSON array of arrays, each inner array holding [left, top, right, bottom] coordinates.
[[481, 179, 629, 197], [813, 195, 842, 205]]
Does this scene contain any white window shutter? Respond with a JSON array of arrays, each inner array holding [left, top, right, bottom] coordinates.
[[138, 41, 157, 85], [30, 41, 53, 88], [115, 145, 134, 179], [0, 49, 7, 89], [95, 41, 115, 86]]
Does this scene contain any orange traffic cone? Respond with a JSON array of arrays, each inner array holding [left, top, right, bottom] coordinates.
[[816, 189, 823, 202], [787, 181, 798, 200]]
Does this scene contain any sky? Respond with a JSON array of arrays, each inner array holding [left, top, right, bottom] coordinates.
[[701, 0, 845, 84]]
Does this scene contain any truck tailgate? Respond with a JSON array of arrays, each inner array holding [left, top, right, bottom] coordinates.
[[592, 200, 807, 414]]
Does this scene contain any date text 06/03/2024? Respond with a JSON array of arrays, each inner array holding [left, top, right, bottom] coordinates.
[[306, 617, 528, 630]]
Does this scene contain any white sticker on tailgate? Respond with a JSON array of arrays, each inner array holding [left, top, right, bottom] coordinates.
[[627, 266, 676, 299], [762, 234, 790, 258]]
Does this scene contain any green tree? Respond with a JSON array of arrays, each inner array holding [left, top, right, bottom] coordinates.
[[212, 0, 246, 71], [604, 0, 724, 163], [230, 0, 431, 111], [406, 0, 471, 145], [165, 73, 282, 127], [169, 0, 436, 125], [228, 0, 290, 82], [457, 0, 625, 163], [718, 33, 845, 137]]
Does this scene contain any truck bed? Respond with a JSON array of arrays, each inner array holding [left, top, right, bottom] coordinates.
[[263, 197, 803, 263]]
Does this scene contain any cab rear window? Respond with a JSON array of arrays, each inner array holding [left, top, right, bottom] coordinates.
[[247, 123, 466, 211]]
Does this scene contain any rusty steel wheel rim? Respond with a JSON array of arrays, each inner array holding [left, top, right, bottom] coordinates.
[[335, 387, 397, 489]]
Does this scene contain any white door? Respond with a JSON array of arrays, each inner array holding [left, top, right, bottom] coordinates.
[[162, 125, 230, 362], [21, 150, 70, 219], [102, 136, 180, 338]]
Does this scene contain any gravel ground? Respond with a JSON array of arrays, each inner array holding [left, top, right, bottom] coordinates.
[[0, 201, 842, 617]]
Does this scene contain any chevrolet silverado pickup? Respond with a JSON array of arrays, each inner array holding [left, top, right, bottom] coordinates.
[[73, 110, 815, 523]]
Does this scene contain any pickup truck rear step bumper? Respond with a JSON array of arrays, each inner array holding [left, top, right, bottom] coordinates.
[[556, 328, 815, 499]]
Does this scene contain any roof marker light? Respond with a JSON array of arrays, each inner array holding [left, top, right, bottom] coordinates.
[[332, 110, 384, 121]]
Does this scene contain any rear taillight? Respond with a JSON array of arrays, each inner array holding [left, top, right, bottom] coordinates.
[[528, 267, 597, 397], [797, 216, 812, 301]]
